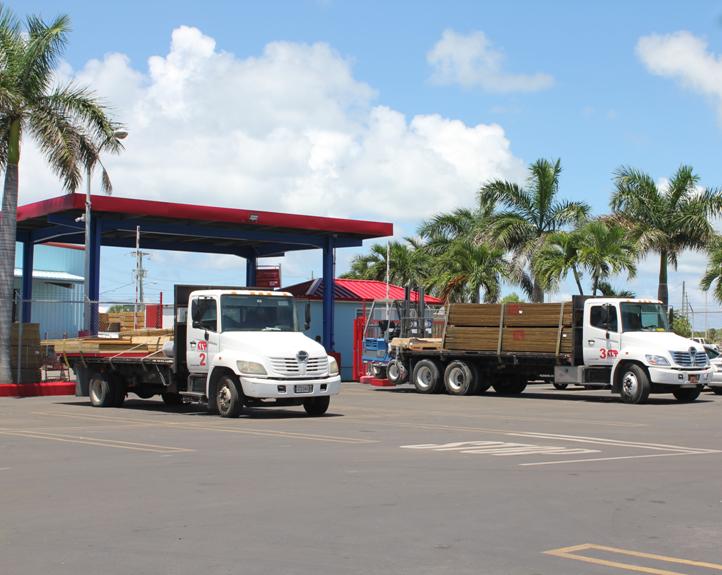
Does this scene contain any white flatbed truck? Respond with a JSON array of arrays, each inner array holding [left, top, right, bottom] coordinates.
[[68, 285, 341, 417], [388, 296, 712, 404]]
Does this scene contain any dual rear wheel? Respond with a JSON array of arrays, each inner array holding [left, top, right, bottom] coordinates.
[[410, 359, 496, 396]]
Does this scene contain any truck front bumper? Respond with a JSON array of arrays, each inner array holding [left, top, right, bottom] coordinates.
[[648, 367, 712, 387], [239, 375, 342, 399]]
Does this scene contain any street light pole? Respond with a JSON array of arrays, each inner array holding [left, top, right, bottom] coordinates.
[[83, 129, 128, 334]]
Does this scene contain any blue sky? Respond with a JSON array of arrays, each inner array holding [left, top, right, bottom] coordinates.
[[11, 0, 722, 324]]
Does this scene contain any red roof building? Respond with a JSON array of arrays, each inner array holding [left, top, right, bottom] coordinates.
[[284, 278, 442, 304]]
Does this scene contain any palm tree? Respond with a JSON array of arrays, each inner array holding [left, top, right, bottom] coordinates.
[[597, 281, 635, 298], [430, 241, 509, 303], [479, 159, 589, 303], [0, 8, 121, 382], [612, 165, 722, 308], [342, 240, 428, 288], [533, 230, 585, 295], [577, 220, 637, 295], [700, 237, 722, 304]]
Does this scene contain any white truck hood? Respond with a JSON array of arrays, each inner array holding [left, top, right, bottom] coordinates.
[[219, 331, 327, 358], [622, 331, 704, 354]]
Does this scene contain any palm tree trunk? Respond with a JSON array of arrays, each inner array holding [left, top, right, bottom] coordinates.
[[0, 121, 20, 383], [531, 279, 544, 303], [0, 163, 19, 383], [658, 249, 668, 309], [572, 266, 584, 295]]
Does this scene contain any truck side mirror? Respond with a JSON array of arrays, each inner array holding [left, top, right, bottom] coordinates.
[[304, 302, 311, 331], [191, 300, 200, 322]]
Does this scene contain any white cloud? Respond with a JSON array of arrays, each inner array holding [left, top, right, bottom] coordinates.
[[427, 29, 554, 92], [637, 31, 722, 121], [21, 25, 525, 224]]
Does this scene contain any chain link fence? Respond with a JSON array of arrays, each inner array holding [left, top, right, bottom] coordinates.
[[7, 294, 169, 384]]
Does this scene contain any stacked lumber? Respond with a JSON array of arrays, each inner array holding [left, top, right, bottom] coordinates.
[[99, 311, 145, 332], [443, 302, 572, 354], [10, 323, 42, 383], [42, 328, 172, 356], [390, 337, 443, 351]]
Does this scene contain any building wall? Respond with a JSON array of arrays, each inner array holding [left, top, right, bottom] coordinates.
[[296, 300, 365, 381], [14, 243, 84, 339], [15, 242, 84, 276]]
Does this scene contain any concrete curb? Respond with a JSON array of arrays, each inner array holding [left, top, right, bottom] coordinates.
[[0, 382, 76, 397]]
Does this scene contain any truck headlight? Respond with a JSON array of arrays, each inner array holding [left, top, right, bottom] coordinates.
[[328, 356, 339, 376], [236, 360, 267, 375], [645, 355, 670, 366]]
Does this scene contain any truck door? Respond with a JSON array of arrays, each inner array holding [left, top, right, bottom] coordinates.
[[187, 296, 220, 375], [583, 303, 621, 366]]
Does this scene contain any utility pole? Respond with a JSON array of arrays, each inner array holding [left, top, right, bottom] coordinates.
[[131, 226, 149, 330]]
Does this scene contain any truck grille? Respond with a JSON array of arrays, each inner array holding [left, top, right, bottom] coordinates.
[[671, 351, 707, 368], [270, 357, 328, 378]]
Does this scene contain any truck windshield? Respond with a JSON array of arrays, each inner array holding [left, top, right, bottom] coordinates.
[[620, 303, 669, 332], [220, 295, 297, 332]]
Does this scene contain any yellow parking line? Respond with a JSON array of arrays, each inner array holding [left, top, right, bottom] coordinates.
[[0, 429, 192, 453], [544, 543, 722, 574]]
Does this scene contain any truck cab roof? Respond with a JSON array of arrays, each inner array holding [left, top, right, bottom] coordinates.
[[190, 289, 293, 298]]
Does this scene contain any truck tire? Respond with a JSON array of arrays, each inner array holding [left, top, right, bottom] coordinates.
[[712, 388, 722, 395], [111, 377, 126, 407], [443, 361, 479, 396], [387, 360, 408, 385], [133, 387, 156, 399], [88, 372, 114, 407], [673, 388, 701, 402], [216, 374, 243, 418], [411, 359, 442, 394], [303, 396, 330, 416], [553, 382, 568, 390], [493, 377, 527, 395], [618, 364, 651, 404], [162, 392, 184, 406]]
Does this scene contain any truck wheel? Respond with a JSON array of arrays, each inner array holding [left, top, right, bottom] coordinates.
[[493, 377, 527, 395], [411, 359, 442, 394], [88, 373, 114, 407], [303, 396, 330, 416], [216, 375, 242, 418], [673, 388, 701, 402], [619, 364, 651, 404], [444, 361, 479, 396], [110, 373, 127, 407], [553, 382, 568, 390], [162, 392, 184, 406], [387, 360, 408, 385]]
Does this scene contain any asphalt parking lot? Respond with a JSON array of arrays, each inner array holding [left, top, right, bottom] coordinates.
[[2, 384, 722, 575]]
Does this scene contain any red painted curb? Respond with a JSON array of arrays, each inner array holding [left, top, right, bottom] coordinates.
[[360, 376, 394, 387], [0, 382, 76, 397]]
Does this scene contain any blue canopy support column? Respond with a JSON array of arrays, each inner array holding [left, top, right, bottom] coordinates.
[[88, 217, 102, 334], [245, 252, 257, 287], [322, 237, 335, 352], [21, 241, 34, 322]]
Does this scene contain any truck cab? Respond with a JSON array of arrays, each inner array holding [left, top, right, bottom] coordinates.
[[182, 288, 341, 417], [558, 297, 712, 403]]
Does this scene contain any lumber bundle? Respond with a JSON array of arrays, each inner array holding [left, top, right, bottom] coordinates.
[[390, 337, 443, 351], [42, 329, 172, 356], [443, 302, 572, 355], [10, 323, 42, 382], [99, 311, 145, 332]]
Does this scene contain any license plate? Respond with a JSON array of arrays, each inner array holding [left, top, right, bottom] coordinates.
[[688, 375, 698, 384], [294, 384, 313, 393]]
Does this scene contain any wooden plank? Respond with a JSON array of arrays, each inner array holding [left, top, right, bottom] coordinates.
[[504, 303, 573, 327], [444, 326, 572, 354]]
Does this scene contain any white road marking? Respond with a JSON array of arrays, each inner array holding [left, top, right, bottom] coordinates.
[[401, 440, 599, 457]]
